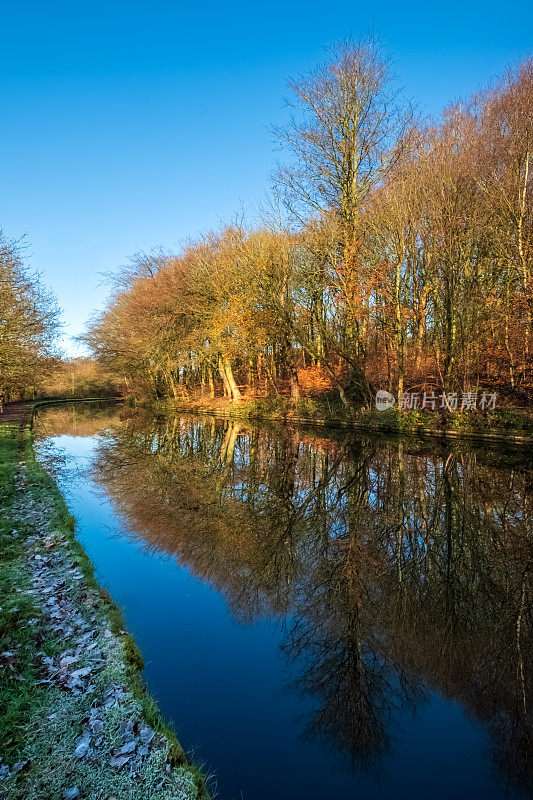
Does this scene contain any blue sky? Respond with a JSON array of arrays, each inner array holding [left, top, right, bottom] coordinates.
[[1, 0, 532, 354]]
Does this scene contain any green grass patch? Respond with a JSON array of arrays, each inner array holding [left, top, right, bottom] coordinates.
[[0, 424, 45, 763]]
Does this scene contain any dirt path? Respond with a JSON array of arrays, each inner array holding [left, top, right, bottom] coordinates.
[[0, 402, 34, 426]]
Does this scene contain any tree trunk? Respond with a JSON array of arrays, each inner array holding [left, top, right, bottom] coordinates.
[[218, 355, 231, 398], [221, 355, 241, 403], [208, 365, 215, 399], [168, 372, 179, 400], [289, 363, 300, 404], [394, 259, 405, 408]]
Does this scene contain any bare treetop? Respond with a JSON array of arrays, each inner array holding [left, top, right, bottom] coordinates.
[[273, 36, 414, 243]]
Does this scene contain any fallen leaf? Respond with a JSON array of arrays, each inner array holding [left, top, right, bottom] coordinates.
[[12, 760, 30, 774], [139, 727, 154, 745], [74, 733, 91, 758], [60, 655, 78, 668], [117, 740, 136, 755], [109, 755, 130, 768]]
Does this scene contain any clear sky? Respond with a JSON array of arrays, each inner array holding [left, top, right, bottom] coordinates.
[[1, 0, 532, 355]]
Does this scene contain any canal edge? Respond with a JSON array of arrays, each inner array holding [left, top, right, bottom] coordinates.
[[0, 402, 211, 800]]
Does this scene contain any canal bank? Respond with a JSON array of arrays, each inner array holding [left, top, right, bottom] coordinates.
[[0, 405, 209, 800], [158, 396, 533, 448]]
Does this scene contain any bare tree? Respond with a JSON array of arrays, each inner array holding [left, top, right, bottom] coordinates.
[[273, 36, 414, 247]]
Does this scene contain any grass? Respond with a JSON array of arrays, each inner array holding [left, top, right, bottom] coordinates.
[[0, 423, 44, 764], [0, 420, 211, 799]]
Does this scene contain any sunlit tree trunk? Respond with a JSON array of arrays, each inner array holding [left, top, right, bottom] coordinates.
[[221, 355, 241, 402]]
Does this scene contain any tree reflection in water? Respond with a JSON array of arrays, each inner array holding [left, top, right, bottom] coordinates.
[[86, 413, 532, 794]]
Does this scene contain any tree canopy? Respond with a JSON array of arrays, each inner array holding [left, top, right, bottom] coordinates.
[[83, 42, 533, 411]]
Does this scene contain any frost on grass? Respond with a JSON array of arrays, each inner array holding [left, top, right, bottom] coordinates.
[[0, 460, 203, 800]]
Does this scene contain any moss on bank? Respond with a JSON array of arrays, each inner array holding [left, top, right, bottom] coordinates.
[[0, 420, 210, 800]]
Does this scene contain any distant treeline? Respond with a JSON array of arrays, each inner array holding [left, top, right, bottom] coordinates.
[[0, 233, 119, 402], [79, 40, 532, 409]]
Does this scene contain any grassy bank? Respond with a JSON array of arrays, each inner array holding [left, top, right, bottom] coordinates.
[[159, 395, 533, 446], [0, 418, 209, 800]]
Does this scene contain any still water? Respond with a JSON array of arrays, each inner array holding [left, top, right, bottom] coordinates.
[[34, 402, 532, 800]]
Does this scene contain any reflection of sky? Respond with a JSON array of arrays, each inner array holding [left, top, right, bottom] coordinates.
[[33, 426, 523, 800]]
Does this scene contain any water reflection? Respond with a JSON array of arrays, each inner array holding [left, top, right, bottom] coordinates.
[[65, 411, 532, 796]]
